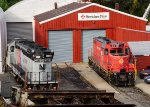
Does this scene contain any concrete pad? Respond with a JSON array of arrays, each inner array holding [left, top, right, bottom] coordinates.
[[135, 77, 150, 95], [71, 63, 118, 93]]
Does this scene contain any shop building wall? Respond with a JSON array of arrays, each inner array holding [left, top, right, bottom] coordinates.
[[136, 56, 150, 72], [35, 5, 146, 47], [115, 27, 150, 42]]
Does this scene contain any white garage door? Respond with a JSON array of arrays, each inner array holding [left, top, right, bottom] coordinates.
[[82, 30, 106, 62], [48, 31, 73, 63]]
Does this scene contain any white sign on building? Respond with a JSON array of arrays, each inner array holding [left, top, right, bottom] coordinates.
[[78, 12, 109, 21]]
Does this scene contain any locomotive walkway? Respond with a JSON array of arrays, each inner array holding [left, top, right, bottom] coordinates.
[[71, 63, 118, 93]]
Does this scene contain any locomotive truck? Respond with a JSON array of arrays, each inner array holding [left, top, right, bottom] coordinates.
[[88, 37, 135, 86]]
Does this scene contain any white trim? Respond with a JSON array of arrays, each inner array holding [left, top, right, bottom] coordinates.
[[39, 3, 147, 24], [32, 18, 35, 41], [117, 27, 150, 33]]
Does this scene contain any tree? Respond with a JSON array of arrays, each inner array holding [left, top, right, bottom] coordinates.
[[130, 0, 138, 14], [0, 0, 22, 11], [92, 0, 149, 17], [0, 0, 9, 11]]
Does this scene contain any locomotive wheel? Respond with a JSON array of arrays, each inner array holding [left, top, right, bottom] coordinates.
[[107, 72, 111, 84], [129, 79, 135, 86], [114, 76, 119, 86], [11, 90, 19, 106], [131, 82, 135, 86], [92, 63, 95, 70], [88, 59, 92, 66], [15, 75, 19, 80]]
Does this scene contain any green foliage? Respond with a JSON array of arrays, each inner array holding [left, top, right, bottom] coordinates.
[[0, 0, 21, 11], [92, 0, 150, 17], [0, 0, 8, 11], [130, 0, 138, 14]]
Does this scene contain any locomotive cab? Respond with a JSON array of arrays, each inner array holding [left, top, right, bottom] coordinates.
[[108, 44, 134, 85]]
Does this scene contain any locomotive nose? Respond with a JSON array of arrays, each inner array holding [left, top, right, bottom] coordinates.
[[111, 56, 129, 72], [119, 58, 124, 64]]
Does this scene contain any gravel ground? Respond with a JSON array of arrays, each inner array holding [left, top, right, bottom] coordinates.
[[85, 62, 150, 107], [55, 63, 150, 107], [0, 73, 17, 98], [3, 63, 150, 107], [52, 64, 94, 90], [114, 85, 150, 107]]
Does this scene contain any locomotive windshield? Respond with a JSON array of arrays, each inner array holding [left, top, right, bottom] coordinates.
[[110, 48, 125, 56]]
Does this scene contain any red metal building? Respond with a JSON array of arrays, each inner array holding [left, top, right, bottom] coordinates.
[[136, 56, 150, 71], [34, 2, 150, 63]]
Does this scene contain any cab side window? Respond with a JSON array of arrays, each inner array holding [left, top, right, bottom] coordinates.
[[104, 49, 108, 55], [10, 46, 14, 52], [125, 48, 129, 55]]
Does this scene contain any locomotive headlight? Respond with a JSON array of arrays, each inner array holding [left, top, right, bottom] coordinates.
[[114, 73, 117, 75], [32, 50, 35, 53], [36, 56, 41, 58], [46, 55, 52, 58], [129, 72, 132, 75]]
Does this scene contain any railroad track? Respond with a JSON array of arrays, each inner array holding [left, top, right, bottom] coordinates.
[[88, 63, 150, 107], [114, 86, 150, 107], [24, 90, 135, 107], [0, 63, 136, 106], [54, 63, 93, 90]]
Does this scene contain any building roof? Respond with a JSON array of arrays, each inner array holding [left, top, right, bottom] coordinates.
[[0, 8, 3, 15], [4, 0, 77, 22], [128, 41, 150, 56], [34, 2, 90, 22], [34, 2, 147, 24]]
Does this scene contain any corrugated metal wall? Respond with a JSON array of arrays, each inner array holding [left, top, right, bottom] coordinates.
[[48, 30, 73, 62], [7, 22, 33, 43], [35, 5, 146, 48], [42, 5, 146, 31], [115, 27, 150, 42], [82, 30, 106, 62], [136, 56, 150, 72]]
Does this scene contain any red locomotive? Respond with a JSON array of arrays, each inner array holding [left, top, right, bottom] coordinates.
[[88, 37, 135, 86]]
